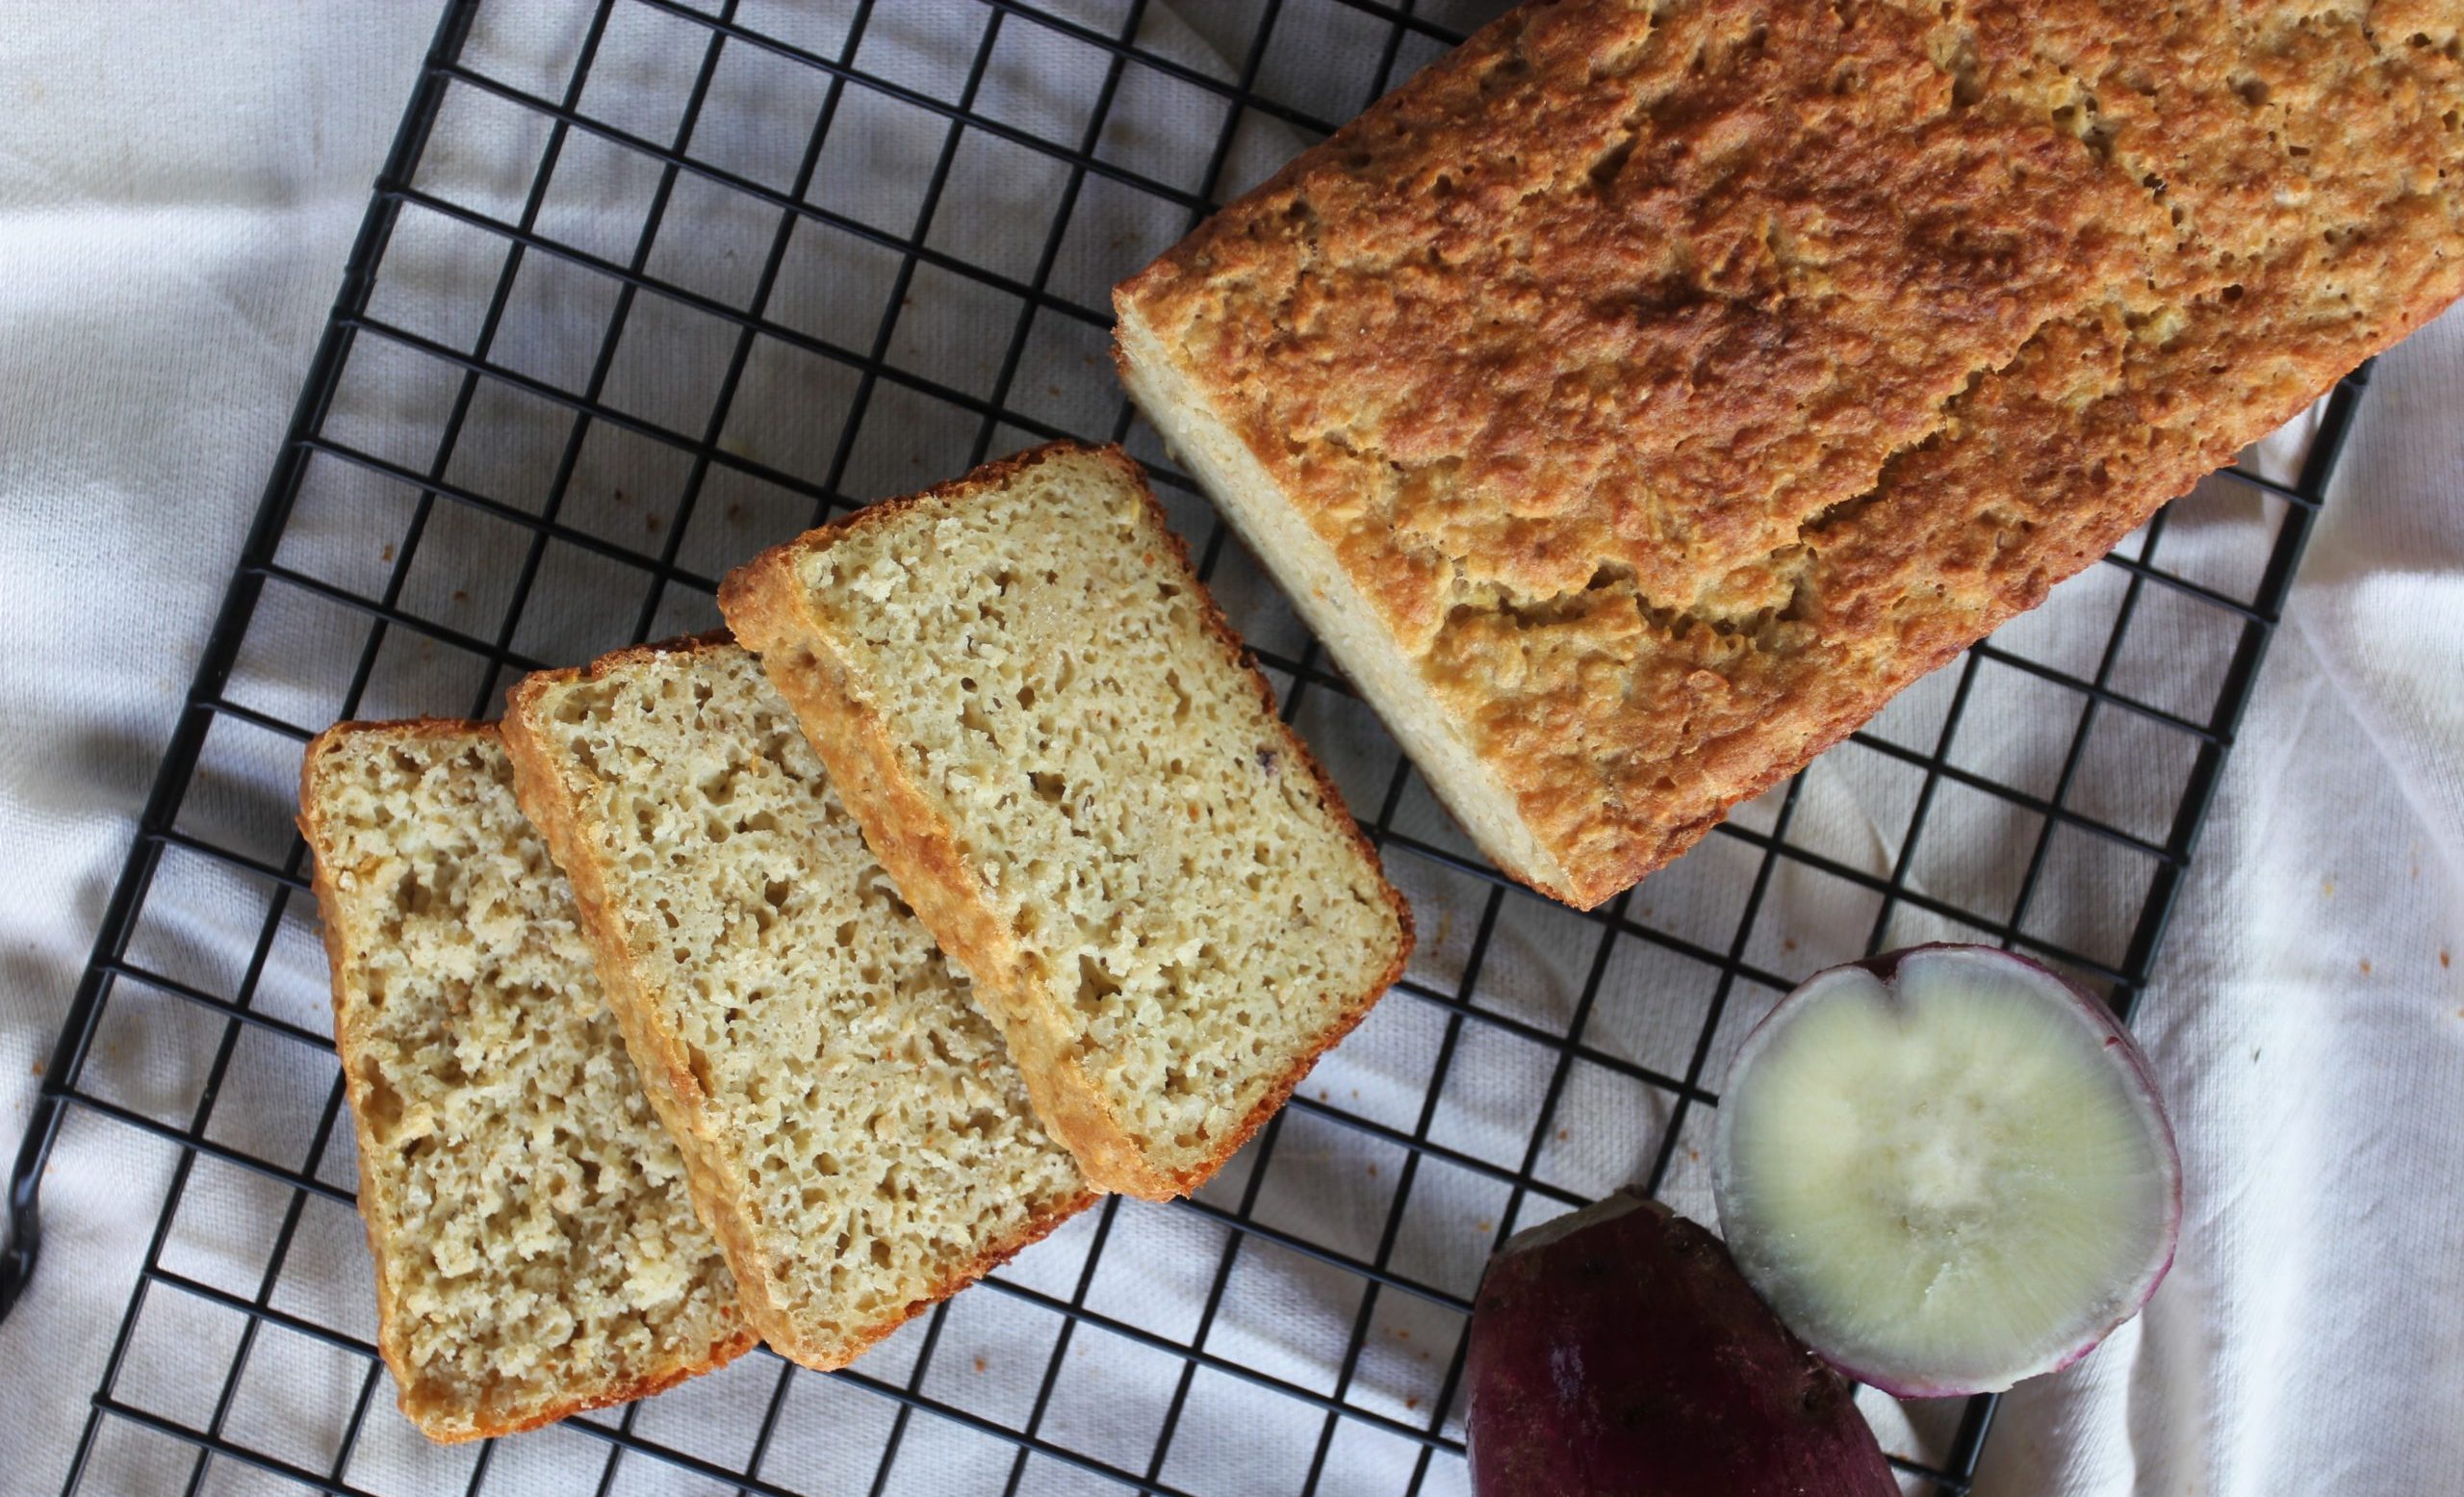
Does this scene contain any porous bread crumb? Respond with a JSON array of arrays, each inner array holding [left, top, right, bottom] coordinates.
[[721, 444, 1411, 1200], [297, 723, 752, 1442], [502, 639, 1092, 1369], [1116, 0, 2464, 909]]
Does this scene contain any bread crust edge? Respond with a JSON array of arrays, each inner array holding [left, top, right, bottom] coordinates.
[[297, 718, 757, 1443], [500, 663, 810, 1360], [1113, 297, 1594, 907], [503, 634, 1098, 1366], [723, 522, 1174, 1200], [720, 442, 1412, 1200]]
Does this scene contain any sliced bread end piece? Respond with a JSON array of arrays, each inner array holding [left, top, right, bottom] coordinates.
[[720, 443, 1412, 1200], [298, 721, 755, 1441], [501, 635, 1094, 1369]]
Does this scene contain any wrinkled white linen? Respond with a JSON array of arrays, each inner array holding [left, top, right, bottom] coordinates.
[[2, 5, 2457, 1495]]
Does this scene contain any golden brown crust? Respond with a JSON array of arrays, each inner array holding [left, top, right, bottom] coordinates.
[[721, 442, 1411, 1200], [297, 719, 756, 1441], [503, 634, 1097, 1364], [1116, 0, 2464, 909]]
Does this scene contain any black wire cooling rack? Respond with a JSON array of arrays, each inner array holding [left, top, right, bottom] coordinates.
[[1, 1, 2373, 1492]]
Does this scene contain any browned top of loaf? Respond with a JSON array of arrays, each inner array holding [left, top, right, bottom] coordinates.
[[1117, 0, 2464, 906]]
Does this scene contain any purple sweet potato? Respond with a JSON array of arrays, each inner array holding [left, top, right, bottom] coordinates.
[[1712, 944, 2182, 1398], [1464, 1190, 1896, 1497]]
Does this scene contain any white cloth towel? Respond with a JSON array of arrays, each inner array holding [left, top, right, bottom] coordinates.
[[2, 5, 2457, 1495]]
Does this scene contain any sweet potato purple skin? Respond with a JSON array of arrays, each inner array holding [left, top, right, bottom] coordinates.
[[1465, 1190, 1897, 1497]]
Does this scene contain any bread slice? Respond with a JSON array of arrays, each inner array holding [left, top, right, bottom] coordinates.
[[719, 443, 1412, 1200], [297, 721, 755, 1442], [500, 636, 1094, 1368], [1115, 0, 2464, 909]]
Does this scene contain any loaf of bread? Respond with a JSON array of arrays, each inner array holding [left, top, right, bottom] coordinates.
[[297, 722, 754, 1441], [500, 636, 1093, 1369], [720, 444, 1412, 1200], [1116, 0, 2464, 909]]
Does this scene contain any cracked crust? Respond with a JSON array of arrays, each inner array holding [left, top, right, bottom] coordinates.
[[1116, 0, 2464, 908], [721, 443, 1412, 1200]]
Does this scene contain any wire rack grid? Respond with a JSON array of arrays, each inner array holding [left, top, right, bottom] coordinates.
[[1, 0, 2370, 1493]]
